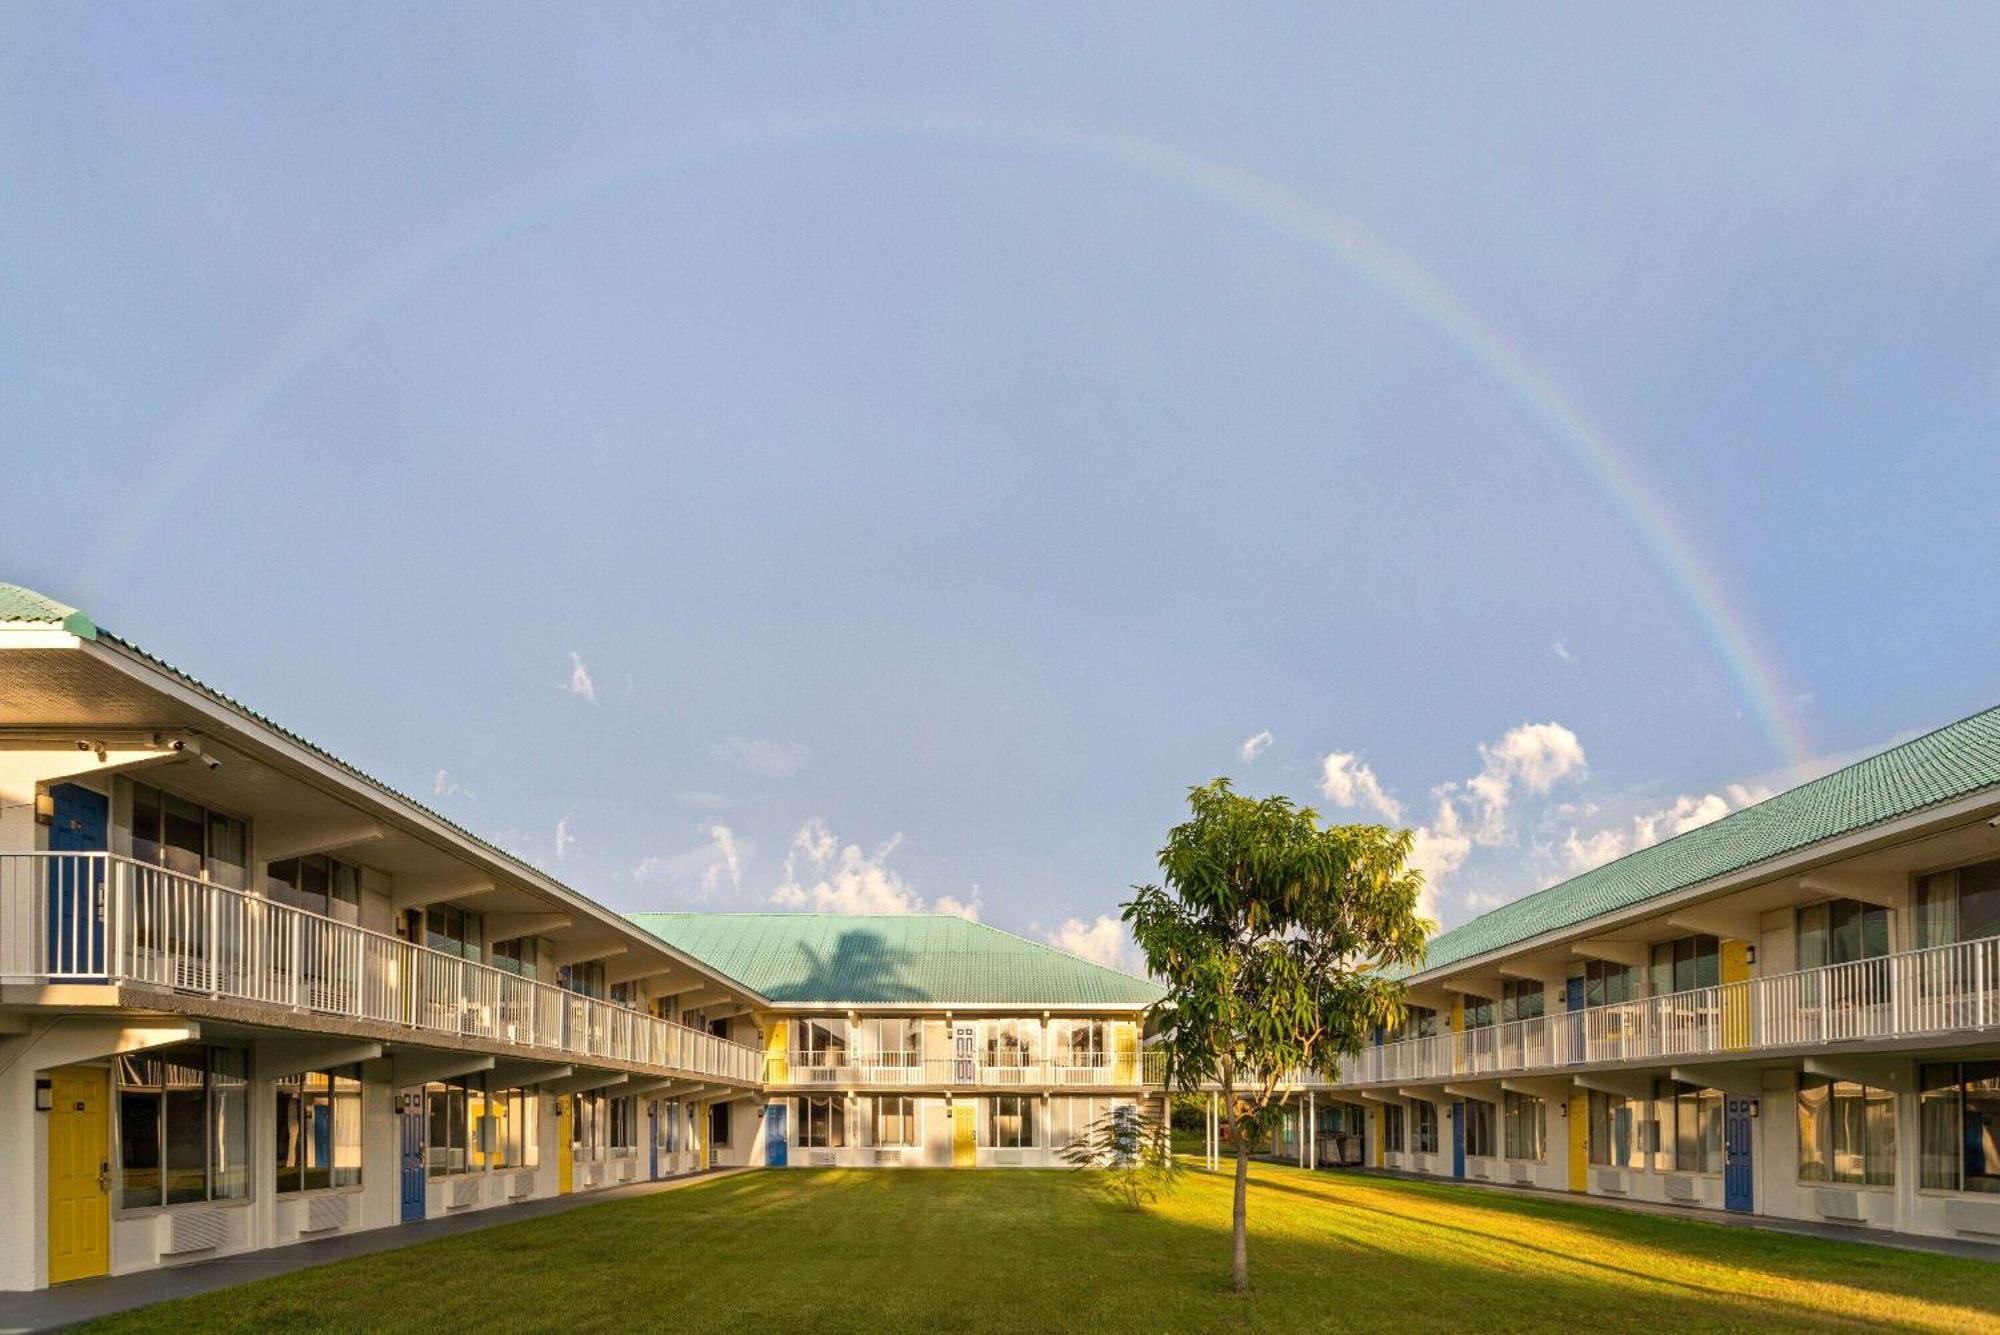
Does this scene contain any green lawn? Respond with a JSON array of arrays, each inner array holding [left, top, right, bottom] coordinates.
[[82, 1162, 2000, 1333]]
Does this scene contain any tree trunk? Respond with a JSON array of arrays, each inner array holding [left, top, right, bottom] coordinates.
[[1232, 1120, 1250, 1293]]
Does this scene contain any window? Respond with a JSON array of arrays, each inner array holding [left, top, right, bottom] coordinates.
[[559, 961, 604, 997], [609, 1096, 639, 1155], [490, 936, 537, 977], [984, 1019, 1037, 1067], [1920, 1062, 2000, 1192], [491, 1087, 540, 1168], [709, 1100, 731, 1147], [1463, 1098, 1497, 1157], [1798, 899, 1890, 968], [1052, 1019, 1108, 1067], [987, 1095, 1037, 1148], [428, 1077, 475, 1177], [1383, 1104, 1406, 1153], [1396, 1006, 1437, 1041], [1649, 935, 1720, 996], [608, 981, 634, 1007], [796, 1019, 847, 1067], [117, 1045, 248, 1209], [275, 1067, 362, 1193], [1500, 979, 1544, 1024], [1463, 996, 1494, 1030], [1584, 959, 1636, 1008], [1047, 1096, 1097, 1150], [126, 781, 250, 889], [1503, 1091, 1545, 1162], [1798, 1076, 1895, 1186], [265, 854, 362, 922], [1410, 1100, 1438, 1155], [1588, 1090, 1643, 1168], [858, 1017, 921, 1067], [425, 905, 483, 962], [867, 1095, 917, 1147], [798, 1096, 846, 1148], [1651, 1080, 1723, 1174], [1917, 861, 2000, 949]]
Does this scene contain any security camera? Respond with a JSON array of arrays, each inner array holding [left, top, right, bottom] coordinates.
[[200, 752, 221, 771]]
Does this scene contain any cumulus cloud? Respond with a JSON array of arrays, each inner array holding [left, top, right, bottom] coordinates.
[[1318, 752, 1402, 822], [554, 815, 575, 859], [1240, 730, 1274, 764], [1464, 722, 1587, 842], [1558, 783, 1774, 875], [1041, 914, 1143, 975], [565, 652, 596, 703], [432, 769, 473, 800], [633, 824, 744, 899], [712, 736, 811, 780], [770, 819, 977, 918]]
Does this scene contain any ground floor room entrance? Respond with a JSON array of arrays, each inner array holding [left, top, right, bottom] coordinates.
[[46, 1065, 110, 1285]]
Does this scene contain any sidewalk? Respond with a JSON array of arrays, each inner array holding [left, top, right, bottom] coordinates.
[[1347, 1165, 2000, 1262], [0, 1168, 751, 1334]]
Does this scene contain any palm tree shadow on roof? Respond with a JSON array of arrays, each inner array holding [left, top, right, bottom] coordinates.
[[767, 930, 927, 1003]]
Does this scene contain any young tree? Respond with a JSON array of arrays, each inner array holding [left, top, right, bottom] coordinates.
[[1125, 779, 1429, 1294], [1056, 1104, 1178, 1209]]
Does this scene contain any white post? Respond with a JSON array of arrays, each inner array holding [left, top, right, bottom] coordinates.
[[1308, 1091, 1317, 1170]]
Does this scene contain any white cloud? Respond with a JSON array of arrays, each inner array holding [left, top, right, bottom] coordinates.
[[554, 815, 575, 860], [1239, 730, 1274, 764], [634, 824, 744, 899], [432, 769, 473, 800], [770, 819, 976, 918], [1552, 641, 1574, 663], [1406, 798, 1470, 920], [1464, 722, 1588, 843], [1318, 752, 1402, 822], [1041, 914, 1142, 974], [565, 652, 596, 703], [1558, 783, 1776, 875], [712, 736, 811, 780]]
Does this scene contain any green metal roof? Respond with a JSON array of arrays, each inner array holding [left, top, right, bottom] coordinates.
[[627, 912, 1165, 1008], [1420, 704, 2000, 973], [0, 583, 96, 638]]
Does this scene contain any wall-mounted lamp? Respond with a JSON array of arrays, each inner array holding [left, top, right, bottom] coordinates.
[[1749, 1099, 1761, 1119], [1557, 1102, 1567, 1118], [1744, 945, 1758, 966], [34, 1077, 52, 1112], [33, 793, 54, 828]]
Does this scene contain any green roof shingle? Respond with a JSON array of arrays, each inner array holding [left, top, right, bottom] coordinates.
[[0, 583, 96, 638], [627, 912, 1164, 1008], [1420, 705, 2000, 973]]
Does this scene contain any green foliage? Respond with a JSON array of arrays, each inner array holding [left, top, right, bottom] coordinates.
[[1057, 1105, 1179, 1209]]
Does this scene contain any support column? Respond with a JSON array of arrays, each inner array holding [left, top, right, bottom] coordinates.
[[1308, 1091, 1317, 1171]]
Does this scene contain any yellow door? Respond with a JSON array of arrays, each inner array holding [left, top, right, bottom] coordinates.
[[762, 1014, 789, 1084], [48, 1066, 110, 1285], [556, 1096, 574, 1194], [1567, 1092, 1589, 1192], [952, 1102, 976, 1167], [1720, 939, 1752, 1049]]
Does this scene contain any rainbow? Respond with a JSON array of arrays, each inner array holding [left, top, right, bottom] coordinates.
[[92, 110, 1813, 779]]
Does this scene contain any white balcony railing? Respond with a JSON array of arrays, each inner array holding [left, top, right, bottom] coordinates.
[[1326, 934, 2000, 1089], [768, 1050, 1166, 1087], [0, 852, 763, 1085]]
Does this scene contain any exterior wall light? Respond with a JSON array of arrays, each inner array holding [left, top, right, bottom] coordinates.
[[33, 792, 54, 827], [34, 1077, 52, 1112]]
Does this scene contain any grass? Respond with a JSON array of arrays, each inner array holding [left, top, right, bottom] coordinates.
[[81, 1161, 2000, 1333]]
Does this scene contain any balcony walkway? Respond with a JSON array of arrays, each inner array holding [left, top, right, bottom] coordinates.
[[0, 1168, 755, 1334]]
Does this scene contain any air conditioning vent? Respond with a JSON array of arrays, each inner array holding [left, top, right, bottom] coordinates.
[[303, 1193, 349, 1234], [1510, 1163, 1535, 1185], [810, 1151, 837, 1167], [449, 1176, 481, 1209], [994, 1150, 1023, 1166], [1815, 1189, 1865, 1222], [872, 1149, 903, 1166], [166, 1208, 233, 1254], [509, 1171, 535, 1199], [1594, 1169, 1626, 1194], [1664, 1174, 1697, 1203]]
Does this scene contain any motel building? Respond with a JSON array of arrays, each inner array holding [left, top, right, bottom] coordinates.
[[0, 581, 1165, 1293], [1220, 703, 2000, 1248]]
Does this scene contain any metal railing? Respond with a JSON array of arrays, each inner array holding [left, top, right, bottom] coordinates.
[[768, 1050, 1168, 1087], [1, 852, 763, 1084], [1329, 934, 2000, 1088]]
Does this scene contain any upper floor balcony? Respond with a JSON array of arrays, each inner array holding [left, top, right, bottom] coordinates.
[[770, 1048, 1166, 1089], [1313, 933, 2000, 1091], [0, 851, 765, 1086]]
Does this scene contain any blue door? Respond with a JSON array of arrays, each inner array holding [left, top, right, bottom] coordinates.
[[48, 784, 108, 978], [1450, 1101, 1466, 1179], [649, 1102, 659, 1180], [400, 1096, 427, 1222], [1565, 975, 1586, 1060], [765, 1102, 788, 1167], [1724, 1096, 1754, 1212]]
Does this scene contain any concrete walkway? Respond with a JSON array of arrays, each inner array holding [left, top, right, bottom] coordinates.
[[1347, 1165, 2000, 1262], [0, 1168, 753, 1334]]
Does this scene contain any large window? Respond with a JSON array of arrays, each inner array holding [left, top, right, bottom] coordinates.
[[983, 1020, 1037, 1067], [1649, 935, 1720, 996], [1410, 1100, 1438, 1155], [1920, 1062, 2000, 1193], [489, 1087, 540, 1168], [1588, 1090, 1643, 1168], [609, 1095, 639, 1156], [867, 1095, 917, 1147], [1652, 1080, 1723, 1174], [1394, 1006, 1437, 1041], [1383, 1104, 1406, 1153], [987, 1095, 1037, 1148], [1500, 979, 1544, 1023], [1916, 861, 2000, 949], [1503, 1091, 1544, 1162], [1798, 899, 1890, 968], [1463, 1098, 1497, 1157], [275, 1067, 362, 1193], [490, 936, 538, 978], [428, 1077, 475, 1176], [1798, 1076, 1895, 1186], [709, 1100, 731, 1147], [1463, 996, 1495, 1030], [126, 781, 249, 889], [1052, 1019, 1108, 1067], [858, 1018, 920, 1065], [425, 905, 483, 962], [1048, 1096, 1100, 1149], [796, 1019, 847, 1066], [265, 855, 362, 922], [799, 1096, 846, 1148], [1583, 959, 1637, 1009], [117, 1045, 248, 1209]]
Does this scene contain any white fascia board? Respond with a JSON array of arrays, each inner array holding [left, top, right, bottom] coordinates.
[[81, 636, 770, 1008]]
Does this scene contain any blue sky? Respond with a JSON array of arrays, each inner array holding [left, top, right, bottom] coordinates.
[[5, 6, 1998, 970]]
